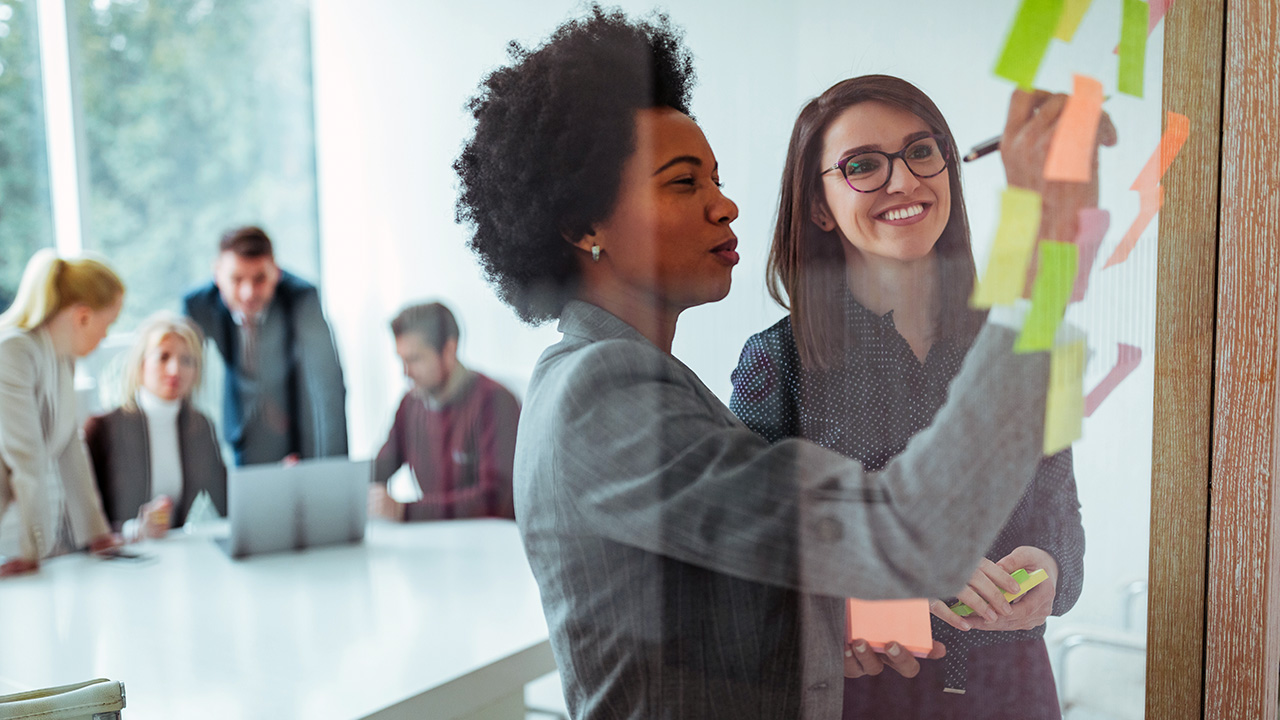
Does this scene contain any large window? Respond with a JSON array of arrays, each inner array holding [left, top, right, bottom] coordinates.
[[69, 0, 319, 329], [0, 0, 55, 308]]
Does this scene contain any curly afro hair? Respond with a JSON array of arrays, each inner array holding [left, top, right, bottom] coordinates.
[[454, 5, 696, 324]]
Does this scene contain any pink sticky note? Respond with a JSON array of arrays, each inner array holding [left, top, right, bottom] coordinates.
[[1084, 343, 1142, 416], [846, 598, 933, 658], [1148, 0, 1173, 33], [1044, 75, 1105, 182], [1071, 208, 1110, 302]]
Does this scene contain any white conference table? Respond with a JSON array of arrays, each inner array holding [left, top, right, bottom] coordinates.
[[0, 520, 556, 719]]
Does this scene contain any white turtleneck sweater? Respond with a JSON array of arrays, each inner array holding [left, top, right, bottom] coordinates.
[[137, 388, 184, 504]]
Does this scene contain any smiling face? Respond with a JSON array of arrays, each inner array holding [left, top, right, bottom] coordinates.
[[815, 101, 951, 265], [141, 331, 198, 402], [584, 107, 741, 313]]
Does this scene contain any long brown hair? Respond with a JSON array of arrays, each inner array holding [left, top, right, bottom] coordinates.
[[766, 75, 985, 370]]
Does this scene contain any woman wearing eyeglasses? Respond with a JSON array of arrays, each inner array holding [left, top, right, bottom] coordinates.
[[730, 76, 1097, 718], [456, 9, 1101, 718]]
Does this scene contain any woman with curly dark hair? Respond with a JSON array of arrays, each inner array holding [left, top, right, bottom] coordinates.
[[454, 7, 1098, 719]]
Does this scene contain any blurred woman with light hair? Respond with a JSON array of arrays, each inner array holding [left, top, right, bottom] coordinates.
[[85, 311, 227, 541], [0, 249, 124, 577]]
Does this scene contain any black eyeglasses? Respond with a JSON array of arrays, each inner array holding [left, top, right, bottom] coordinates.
[[820, 134, 951, 193]]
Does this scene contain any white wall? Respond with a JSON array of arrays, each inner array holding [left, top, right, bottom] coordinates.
[[310, 0, 1165, 635]]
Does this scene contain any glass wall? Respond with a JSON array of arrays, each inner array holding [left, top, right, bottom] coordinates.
[[0, 0, 55, 308], [68, 0, 319, 329]]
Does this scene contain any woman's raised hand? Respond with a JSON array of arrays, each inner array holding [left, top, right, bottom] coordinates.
[[1001, 88, 1117, 243]]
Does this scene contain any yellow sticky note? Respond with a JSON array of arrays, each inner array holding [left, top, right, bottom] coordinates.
[[1044, 339, 1086, 454], [972, 187, 1042, 308], [994, 0, 1066, 88], [1044, 74, 1105, 182], [1054, 0, 1093, 41], [1015, 241, 1078, 353]]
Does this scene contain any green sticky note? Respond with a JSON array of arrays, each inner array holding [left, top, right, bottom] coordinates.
[[1118, 0, 1150, 97], [972, 188, 1042, 308], [994, 0, 1065, 88], [1054, 0, 1093, 41], [1015, 241, 1078, 353], [1044, 339, 1086, 454]]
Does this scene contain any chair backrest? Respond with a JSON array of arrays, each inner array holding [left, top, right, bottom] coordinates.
[[0, 678, 125, 720]]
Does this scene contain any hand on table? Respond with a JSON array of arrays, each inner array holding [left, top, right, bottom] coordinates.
[[844, 638, 945, 680], [88, 532, 124, 555], [368, 484, 405, 522], [1000, 88, 1118, 244], [0, 557, 39, 577], [931, 546, 1059, 633]]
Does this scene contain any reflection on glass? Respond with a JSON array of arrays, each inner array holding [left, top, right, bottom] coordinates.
[[68, 0, 319, 329], [0, 0, 55, 308]]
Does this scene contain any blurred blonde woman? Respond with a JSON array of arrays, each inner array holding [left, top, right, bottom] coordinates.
[[85, 311, 227, 541], [0, 250, 124, 577]]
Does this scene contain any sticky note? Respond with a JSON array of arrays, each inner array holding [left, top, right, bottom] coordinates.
[[1054, 0, 1093, 41], [949, 568, 1050, 616], [994, 0, 1066, 88], [846, 598, 933, 658], [1071, 208, 1110, 302], [1118, 0, 1150, 97], [972, 187, 1042, 308], [1148, 0, 1174, 33], [1044, 75, 1105, 183], [1104, 185, 1163, 268], [1044, 338, 1086, 454], [1104, 111, 1189, 268], [1015, 241, 1078, 353], [1085, 343, 1142, 416]]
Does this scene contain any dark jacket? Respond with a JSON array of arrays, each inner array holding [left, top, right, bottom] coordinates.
[[183, 270, 348, 465], [84, 404, 228, 528]]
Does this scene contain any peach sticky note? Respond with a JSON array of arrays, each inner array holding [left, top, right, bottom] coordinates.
[[1044, 338, 1086, 454], [1016, 241, 1078, 353], [1118, 0, 1150, 97], [846, 598, 933, 658], [1054, 0, 1094, 42], [1104, 111, 1189, 268], [1044, 75, 1105, 183], [1071, 208, 1111, 302], [972, 187, 1042, 308], [994, 0, 1065, 88], [1085, 343, 1142, 416]]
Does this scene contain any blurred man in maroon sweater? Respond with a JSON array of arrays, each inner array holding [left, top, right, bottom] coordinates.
[[370, 302, 519, 520]]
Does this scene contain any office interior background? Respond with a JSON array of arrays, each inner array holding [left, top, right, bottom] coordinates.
[[0, 0, 1167, 717]]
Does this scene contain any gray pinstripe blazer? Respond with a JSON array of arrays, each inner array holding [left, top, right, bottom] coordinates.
[[515, 301, 1050, 720]]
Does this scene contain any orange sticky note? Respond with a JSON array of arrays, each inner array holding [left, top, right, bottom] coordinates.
[[846, 597, 933, 658], [1104, 111, 1189, 268], [1044, 75, 1105, 183]]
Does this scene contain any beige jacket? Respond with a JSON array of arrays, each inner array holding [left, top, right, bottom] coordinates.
[[0, 327, 110, 560]]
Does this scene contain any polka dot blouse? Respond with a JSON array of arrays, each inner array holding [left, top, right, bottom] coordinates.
[[729, 290, 1085, 693]]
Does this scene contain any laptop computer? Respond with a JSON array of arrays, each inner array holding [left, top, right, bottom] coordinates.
[[217, 457, 371, 559]]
